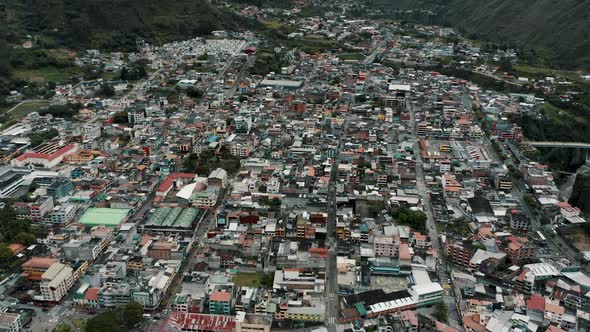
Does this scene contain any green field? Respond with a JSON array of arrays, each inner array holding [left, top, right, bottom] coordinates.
[[543, 103, 588, 125], [14, 66, 81, 83], [231, 273, 274, 287], [232, 273, 264, 287], [514, 64, 586, 83], [10, 101, 49, 120], [339, 53, 365, 61]]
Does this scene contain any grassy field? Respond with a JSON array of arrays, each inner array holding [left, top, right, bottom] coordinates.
[[73, 317, 87, 331], [14, 66, 82, 83], [543, 102, 588, 125], [339, 53, 365, 61], [232, 273, 264, 287], [10, 101, 49, 120], [514, 64, 585, 83]]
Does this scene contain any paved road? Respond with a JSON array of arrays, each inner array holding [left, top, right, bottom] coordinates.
[[324, 115, 350, 332], [458, 88, 581, 265], [408, 101, 461, 328]]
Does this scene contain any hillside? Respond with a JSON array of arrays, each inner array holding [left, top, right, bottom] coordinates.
[[0, 0, 255, 51], [374, 0, 590, 70]]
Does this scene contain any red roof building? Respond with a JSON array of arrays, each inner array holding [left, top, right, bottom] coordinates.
[[13, 144, 78, 168], [168, 312, 235, 331]]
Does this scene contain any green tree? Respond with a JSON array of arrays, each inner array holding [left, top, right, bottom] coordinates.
[[86, 311, 123, 332], [56, 323, 71, 332], [122, 302, 144, 328], [434, 301, 448, 322], [98, 84, 115, 97], [113, 111, 129, 124], [14, 232, 36, 245], [29, 133, 44, 148], [0, 244, 14, 269]]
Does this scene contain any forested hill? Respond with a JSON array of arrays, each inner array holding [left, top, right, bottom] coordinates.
[[374, 0, 590, 70], [0, 0, 255, 51]]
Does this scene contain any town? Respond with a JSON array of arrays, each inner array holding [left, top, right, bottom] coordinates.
[[0, 2, 589, 332]]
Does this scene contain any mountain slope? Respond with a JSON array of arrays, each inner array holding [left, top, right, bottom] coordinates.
[[376, 0, 590, 70], [0, 0, 255, 50]]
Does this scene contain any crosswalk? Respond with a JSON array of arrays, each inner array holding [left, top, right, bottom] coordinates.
[[327, 293, 336, 299], [327, 316, 336, 324]]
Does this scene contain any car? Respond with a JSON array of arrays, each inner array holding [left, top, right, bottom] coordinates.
[[447, 279, 452, 284], [42, 307, 49, 312]]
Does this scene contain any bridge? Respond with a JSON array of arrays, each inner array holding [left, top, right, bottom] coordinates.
[[525, 141, 590, 149], [524, 141, 590, 164]]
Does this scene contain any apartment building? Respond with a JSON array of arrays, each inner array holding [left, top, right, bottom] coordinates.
[[40, 263, 75, 303]]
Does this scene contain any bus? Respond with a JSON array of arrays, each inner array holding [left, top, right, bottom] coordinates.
[[536, 231, 547, 246]]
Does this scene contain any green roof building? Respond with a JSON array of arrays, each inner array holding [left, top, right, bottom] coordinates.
[[79, 208, 131, 228]]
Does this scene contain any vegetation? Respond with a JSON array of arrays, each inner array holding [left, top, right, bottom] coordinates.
[[436, 66, 529, 93], [433, 301, 448, 323], [29, 128, 59, 147], [251, 48, 283, 76], [392, 207, 427, 233], [367, 201, 384, 218], [38, 103, 82, 119], [1, 0, 256, 52], [374, 0, 590, 70], [570, 164, 590, 213], [120, 62, 148, 81], [56, 323, 71, 332], [232, 273, 274, 287], [113, 111, 129, 124], [86, 302, 144, 332], [0, 207, 44, 272], [9, 101, 49, 120], [184, 147, 241, 176]]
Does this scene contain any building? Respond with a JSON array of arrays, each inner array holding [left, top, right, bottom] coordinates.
[[11, 143, 78, 168], [168, 312, 235, 331], [78, 208, 130, 228], [505, 236, 536, 264], [208, 168, 228, 188], [99, 282, 132, 307], [235, 312, 272, 332], [446, 241, 476, 268], [128, 109, 145, 124], [148, 241, 182, 261], [0, 312, 23, 332], [43, 204, 76, 224], [47, 180, 74, 198], [14, 196, 54, 222], [209, 291, 232, 315], [21, 257, 58, 281], [40, 263, 75, 303], [373, 236, 399, 257]]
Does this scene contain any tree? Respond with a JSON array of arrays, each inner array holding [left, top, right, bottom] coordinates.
[[122, 302, 144, 328], [0, 244, 14, 269], [56, 323, 71, 332], [186, 87, 203, 99], [14, 232, 36, 245], [433, 302, 448, 322], [86, 311, 123, 332], [368, 201, 383, 218], [113, 111, 129, 124], [98, 84, 115, 97], [29, 133, 44, 148], [260, 274, 274, 287]]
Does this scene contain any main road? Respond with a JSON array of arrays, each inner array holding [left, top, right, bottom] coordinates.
[[325, 117, 350, 332], [408, 101, 461, 329]]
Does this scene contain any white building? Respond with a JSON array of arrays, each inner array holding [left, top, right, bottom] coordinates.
[[0, 312, 23, 332], [40, 263, 74, 302]]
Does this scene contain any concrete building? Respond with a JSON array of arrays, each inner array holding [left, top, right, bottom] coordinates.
[[209, 291, 232, 315], [21, 257, 58, 281], [40, 263, 75, 303], [0, 312, 23, 332]]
